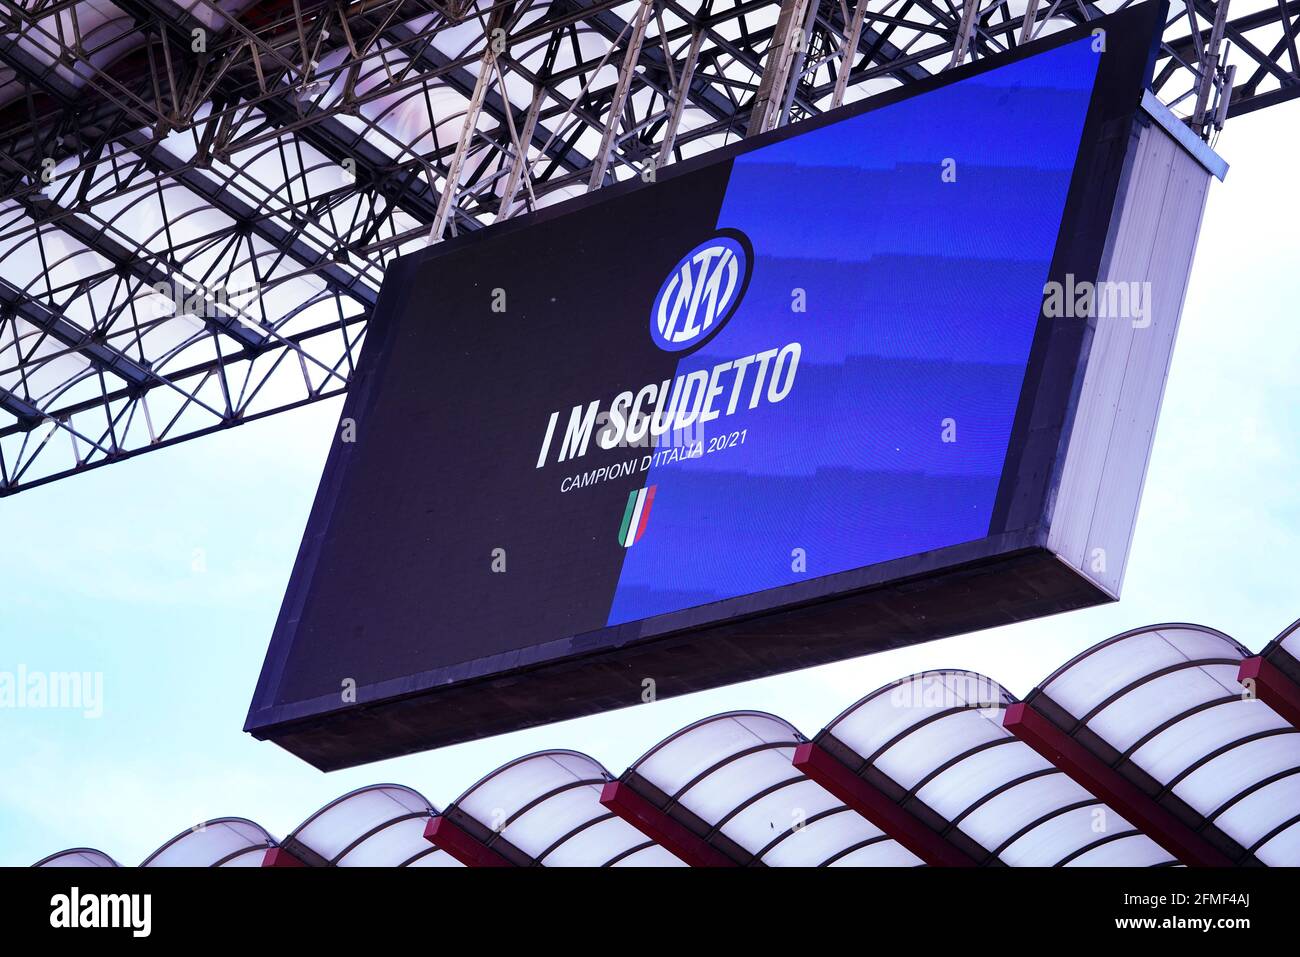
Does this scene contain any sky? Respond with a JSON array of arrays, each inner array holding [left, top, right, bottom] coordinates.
[[1, 99, 1298, 867]]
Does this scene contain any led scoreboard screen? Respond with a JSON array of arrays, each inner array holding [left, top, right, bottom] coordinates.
[[249, 5, 1167, 768]]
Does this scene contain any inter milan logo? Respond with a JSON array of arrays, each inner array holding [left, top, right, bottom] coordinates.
[[618, 485, 656, 547], [650, 231, 752, 352]]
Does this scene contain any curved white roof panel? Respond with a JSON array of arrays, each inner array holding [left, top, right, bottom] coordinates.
[[626, 711, 921, 866], [33, 848, 121, 868], [140, 818, 274, 868], [442, 750, 682, 867], [33, 618, 1300, 867], [286, 784, 453, 867], [819, 671, 1175, 867]]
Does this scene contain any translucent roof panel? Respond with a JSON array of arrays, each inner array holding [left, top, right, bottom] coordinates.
[[829, 842, 927, 866], [141, 818, 274, 867], [825, 671, 1016, 761], [335, 814, 447, 868], [610, 844, 687, 867], [1256, 826, 1300, 865], [1129, 698, 1289, 784], [1038, 624, 1300, 865], [1040, 625, 1249, 719], [26, 618, 1300, 867], [287, 784, 437, 866], [34, 848, 120, 868], [448, 750, 677, 867], [1273, 619, 1300, 659], [820, 672, 1176, 866], [406, 849, 464, 867], [629, 712, 921, 866], [633, 711, 800, 797], [1065, 834, 1178, 868], [760, 808, 908, 867]]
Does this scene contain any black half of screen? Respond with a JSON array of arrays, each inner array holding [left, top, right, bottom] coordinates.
[[271, 160, 735, 705]]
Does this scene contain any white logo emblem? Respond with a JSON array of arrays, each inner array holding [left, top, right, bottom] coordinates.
[[651, 234, 750, 351]]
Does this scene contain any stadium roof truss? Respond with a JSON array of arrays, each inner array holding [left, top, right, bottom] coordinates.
[[0, 0, 1295, 494]]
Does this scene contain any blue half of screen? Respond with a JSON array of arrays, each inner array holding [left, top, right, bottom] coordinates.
[[606, 37, 1101, 625]]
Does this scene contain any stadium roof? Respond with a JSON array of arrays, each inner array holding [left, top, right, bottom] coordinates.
[[34, 617, 1300, 866], [3, 0, 1297, 494]]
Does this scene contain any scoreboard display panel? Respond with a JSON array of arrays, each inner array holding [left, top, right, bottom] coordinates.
[[248, 4, 1169, 769]]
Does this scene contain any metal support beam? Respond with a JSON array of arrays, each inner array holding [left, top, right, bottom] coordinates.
[[120, 132, 379, 306], [656, 28, 705, 164], [948, 0, 981, 69], [747, 0, 812, 135], [0, 26, 369, 347], [777, 0, 820, 125], [114, 0, 479, 236], [589, 0, 740, 125], [423, 815, 515, 867], [17, 194, 265, 350], [385, 22, 589, 177], [831, 0, 869, 108], [0, 279, 153, 388], [1003, 702, 1235, 867], [4, 0, 1299, 495], [817, 0, 934, 97], [431, 27, 500, 239], [498, 86, 544, 220], [599, 780, 736, 867], [0, 386, 43, 423], [261, 847, 309, 867], [1239, 656, 1300, 729], [792, 742, 980, 866], [588, 0, 655, 189], [1020, 0, 1041, 43], [1193, 0, 1231, 130]]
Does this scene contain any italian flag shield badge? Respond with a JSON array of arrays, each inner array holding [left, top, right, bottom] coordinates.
[[618, 485, 657, 547]]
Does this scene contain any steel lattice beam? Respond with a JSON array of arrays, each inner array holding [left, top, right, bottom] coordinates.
[[1, 0, 1297, 494]]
